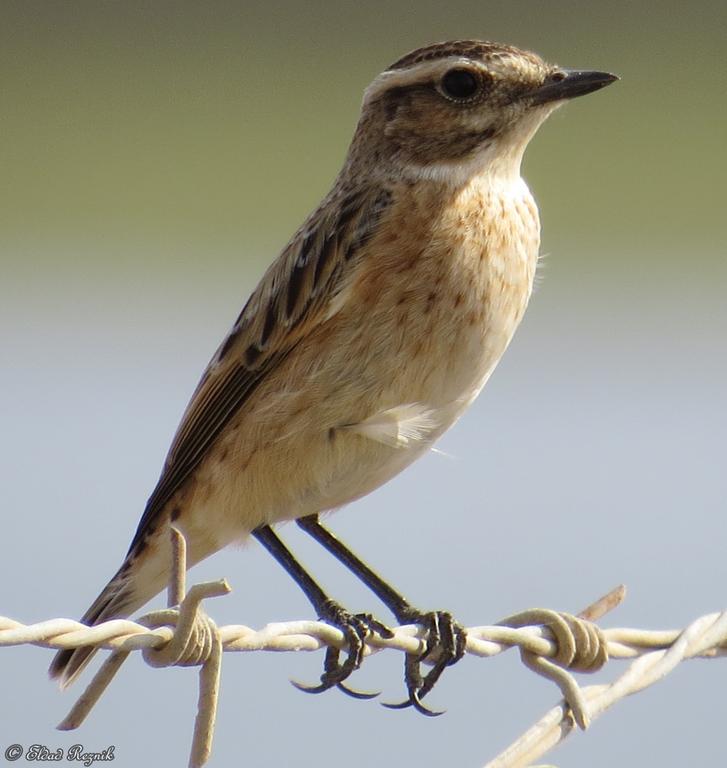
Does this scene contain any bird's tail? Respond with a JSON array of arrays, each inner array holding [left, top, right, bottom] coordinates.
[[48, 562, 141, 689]]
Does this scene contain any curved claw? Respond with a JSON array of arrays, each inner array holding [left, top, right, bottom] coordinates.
[[291, 604, 390, 699], [416, 629, 466, 700], [290, 643, 358, 694], [290, 677, 334, 695], [382, 651, 445, 716], [337, 682, 380, 700], [384, 609, 467, 716], [381, 694, 444, 717], [381, 698, 411, 711], [410, 691, 445, 717], [289, 655, 361, 694]]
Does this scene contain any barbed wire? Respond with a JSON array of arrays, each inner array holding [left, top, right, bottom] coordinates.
[[2, 527, 725, 768]]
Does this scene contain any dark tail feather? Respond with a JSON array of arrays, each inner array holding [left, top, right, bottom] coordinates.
[[49, 567, 135, 689]]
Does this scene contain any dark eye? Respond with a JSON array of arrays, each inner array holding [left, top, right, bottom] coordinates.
[[440, 68, 480, 100]]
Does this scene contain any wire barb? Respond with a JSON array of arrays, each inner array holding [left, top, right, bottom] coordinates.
[[2, 538, 725, 768], [55, 526, 230, 768]]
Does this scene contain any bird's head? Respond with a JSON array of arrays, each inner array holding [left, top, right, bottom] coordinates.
[[348, 40, 617, 183]]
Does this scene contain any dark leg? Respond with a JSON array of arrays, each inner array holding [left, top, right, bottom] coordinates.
[[296, 514, 467, 715], [252, 525, 387, 698]]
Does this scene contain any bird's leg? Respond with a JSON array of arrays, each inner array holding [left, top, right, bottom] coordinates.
[[252, 525, 384, 698], [296, 514, 467, 716]]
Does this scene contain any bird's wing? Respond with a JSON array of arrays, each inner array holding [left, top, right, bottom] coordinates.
[[126, 186, 392, 555]]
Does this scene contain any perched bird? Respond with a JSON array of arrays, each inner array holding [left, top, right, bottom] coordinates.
[[50, 40, 616, 711]]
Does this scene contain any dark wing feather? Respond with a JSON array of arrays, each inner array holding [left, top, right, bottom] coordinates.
[[126, 186, 392, 555]]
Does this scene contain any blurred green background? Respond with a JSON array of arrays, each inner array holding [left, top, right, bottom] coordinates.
[[1, 2, 726, 767], [2, 0, 724, 272]]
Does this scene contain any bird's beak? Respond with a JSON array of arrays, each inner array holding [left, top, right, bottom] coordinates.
[[530, 70, 618, 105]]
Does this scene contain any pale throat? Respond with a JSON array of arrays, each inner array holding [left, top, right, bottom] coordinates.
[[405, 102, 560, 187]]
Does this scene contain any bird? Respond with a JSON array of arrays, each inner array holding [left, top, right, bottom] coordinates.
[[50, 39, 616, 712]]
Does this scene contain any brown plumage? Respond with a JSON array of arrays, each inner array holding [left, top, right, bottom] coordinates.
[[50, 40, 616, 687]]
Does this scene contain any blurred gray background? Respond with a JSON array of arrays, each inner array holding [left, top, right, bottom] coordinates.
[[1, 1, 726, 766]]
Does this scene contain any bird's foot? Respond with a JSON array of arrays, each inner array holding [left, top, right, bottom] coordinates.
[[292, 600, 393, 699], [383, 609, 467, 716]]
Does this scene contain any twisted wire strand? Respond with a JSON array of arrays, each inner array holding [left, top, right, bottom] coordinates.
[[2, 529, 725, 768], [6, 605, 655, 664], [485, 609, 727, 768]]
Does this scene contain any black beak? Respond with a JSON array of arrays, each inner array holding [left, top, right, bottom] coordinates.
[[531, 69, 618, 105]]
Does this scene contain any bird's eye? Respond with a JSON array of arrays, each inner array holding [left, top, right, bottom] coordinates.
[[440, 68, 480, 100]]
